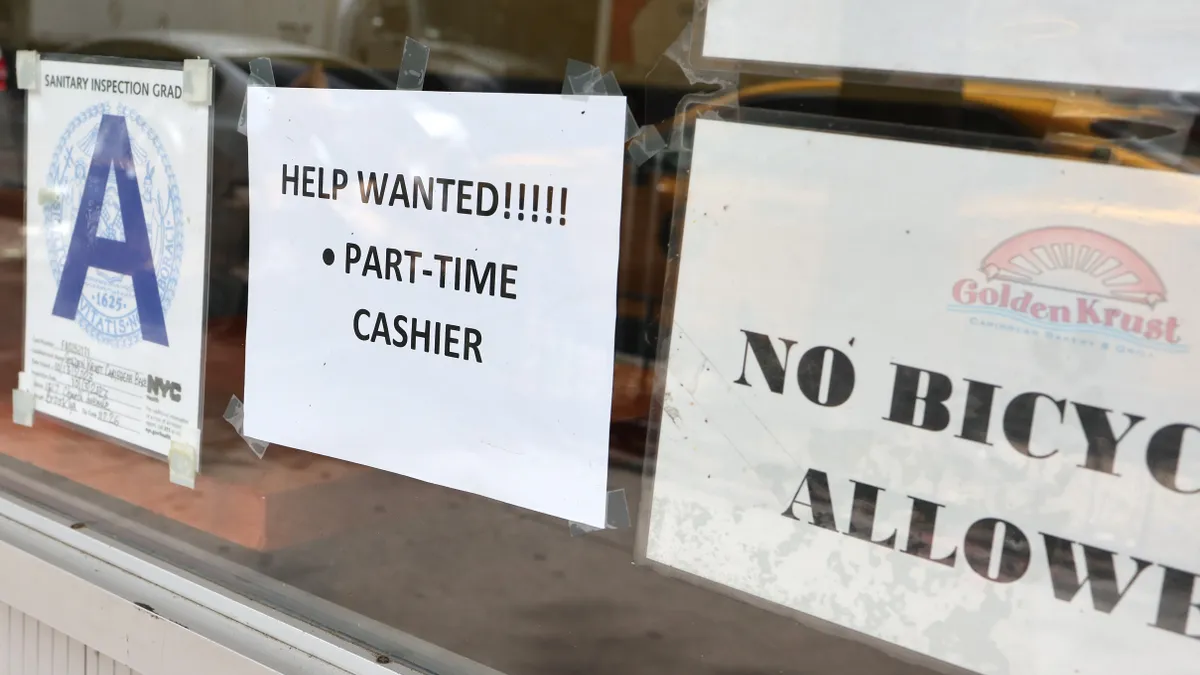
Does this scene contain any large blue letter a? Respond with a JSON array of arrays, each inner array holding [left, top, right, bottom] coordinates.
[[52, 114, 168, 346]]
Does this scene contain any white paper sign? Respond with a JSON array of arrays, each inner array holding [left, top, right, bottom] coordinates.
[[703, 0, 1200, 91], [23, 57, 211, 456], [647, 118, 1200, 675], [244, 88, 625, 526]]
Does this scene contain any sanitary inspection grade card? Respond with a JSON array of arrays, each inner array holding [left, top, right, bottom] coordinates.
[[23, 55, 211, 458]]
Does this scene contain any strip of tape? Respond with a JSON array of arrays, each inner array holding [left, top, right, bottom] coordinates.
[[395, 37, 431, 91], [562, 60, 654, 161], [237, 57, 277, 136], [181, 59, 212, 106], [223, 395, 270, 459], [664, 22, 737, 90], [563, 59, 604, 95], [11, 390, 34, 427], [168, 427, 201, 489], [628, 125, 668, 168], [16, 51, 40, 92], [12, 371, 34, 427], [36, 187, 60, 206], [568, 488, 632, 536], [662, 23, 739, 153]]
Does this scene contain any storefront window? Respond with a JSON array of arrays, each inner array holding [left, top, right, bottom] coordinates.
[[2, 2, 1198, 674]]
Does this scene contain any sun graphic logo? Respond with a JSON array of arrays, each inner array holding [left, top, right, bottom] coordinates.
[[950, 226, 1184, 353]]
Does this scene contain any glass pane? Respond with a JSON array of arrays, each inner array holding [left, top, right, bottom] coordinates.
[[2, 3, 1198, 675]]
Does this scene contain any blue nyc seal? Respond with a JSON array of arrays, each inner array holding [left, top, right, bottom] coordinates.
[[42, 103, 183, 348]]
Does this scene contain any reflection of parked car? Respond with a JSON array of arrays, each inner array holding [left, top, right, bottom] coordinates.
[[64, 31, 393, 187], [0, 48, 22, 190], [605, 78, 1200, 467], [340, 0, 559, 82], [620, 78, 1200, 356], [615, 76, 1200, 372], [50, 31, 395, 316]]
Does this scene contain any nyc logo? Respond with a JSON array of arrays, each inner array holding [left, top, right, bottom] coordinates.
[[42, 103, 183, 348]]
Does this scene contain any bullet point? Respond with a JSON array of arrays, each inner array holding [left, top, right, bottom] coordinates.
[[322, 248, 334, 266]]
